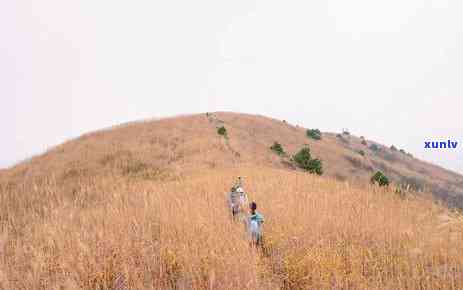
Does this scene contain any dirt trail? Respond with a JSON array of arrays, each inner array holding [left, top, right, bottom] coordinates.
[[207, 113, 241, 163]]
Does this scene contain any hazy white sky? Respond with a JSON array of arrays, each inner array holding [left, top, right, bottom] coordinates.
[[1, 0, 462, 173]]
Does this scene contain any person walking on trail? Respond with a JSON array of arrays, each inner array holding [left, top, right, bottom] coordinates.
[[227, 177, 248, 219], [248, 201, 264, 247], [228, 186, 248, 219]]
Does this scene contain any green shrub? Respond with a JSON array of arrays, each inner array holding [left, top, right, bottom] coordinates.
[[293, 147, 323, 175], [293, 147, 312, 169], [270, 142, 285, 156], [357, 150, 365, 156], [306, 129, 322, 140], [307, 158, 323, 175], [369, 144, 380, 152], [399, 149, 406, 154], [371, 171, 390, 187], [217, 126, 227, 137], [361, 140, 367, 146]]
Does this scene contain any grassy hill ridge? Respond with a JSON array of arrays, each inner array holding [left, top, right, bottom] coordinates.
[[3, 112, 463, 206], [2, 112, 463, 289]]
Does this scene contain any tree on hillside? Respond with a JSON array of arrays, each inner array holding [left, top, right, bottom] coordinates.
[[307, 158, 323, 175], [306, 129, 322, 140], [293, 147, 323, 175], [371, 171, 390, 187], [390, 145, 397, 151], [294, 147, 311, 169], [270, 142, 286, 156], [217, 126, 227, 137]]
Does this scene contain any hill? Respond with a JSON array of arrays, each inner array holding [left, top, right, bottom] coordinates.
[[3, 112, 463, 206], [1, 112, 463, 289]]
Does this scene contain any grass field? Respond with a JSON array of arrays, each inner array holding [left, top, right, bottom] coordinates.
[[1, 166, 463, 289], [2, 112, 463, 289]]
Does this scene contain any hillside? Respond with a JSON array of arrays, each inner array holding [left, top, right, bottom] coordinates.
[[2, 112, 463, 289], [3, 112, 463, 206]]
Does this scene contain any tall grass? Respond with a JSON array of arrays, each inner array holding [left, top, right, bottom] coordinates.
[[1, 166, 463, 289]]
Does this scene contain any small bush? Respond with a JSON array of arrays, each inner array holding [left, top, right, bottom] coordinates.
[[307, 158, 323, 175], [217, 126, 227, 137], [293, 147, 312, 169], [357, 150, 365, 156], [306, 129, 322, 140], [342, 129, 350, 136], [390, 145, 397, 151], [361, 140, 367, 146], [399, 149, 406, 154], [270, 142, 286, 156], [293, 147, 323, 175], [371, 171, 390, 187], [369, 144, 380, 152]]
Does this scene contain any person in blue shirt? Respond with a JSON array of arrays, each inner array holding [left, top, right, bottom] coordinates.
[[248, 201, 264, 247]]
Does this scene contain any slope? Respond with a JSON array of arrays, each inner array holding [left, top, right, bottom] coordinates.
[[2, 112, 463, 289], [3, 112, 462, 206]]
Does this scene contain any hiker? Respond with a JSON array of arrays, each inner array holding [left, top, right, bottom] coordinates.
[[227, 177, 248, 219], [235, 176, 243, 188], [248, 201, 264, 247], [228, 185, 248, 220]]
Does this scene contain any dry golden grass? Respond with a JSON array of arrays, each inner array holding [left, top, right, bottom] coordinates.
[[4, 112, 462, 196], [1, 112, 463, 289], [2, 166, 463, 289]]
